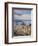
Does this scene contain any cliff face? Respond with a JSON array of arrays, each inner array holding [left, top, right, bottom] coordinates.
[[14, 25, 31, 36]]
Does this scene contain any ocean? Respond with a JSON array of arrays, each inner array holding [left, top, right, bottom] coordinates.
[[14, 19, 32, 25]]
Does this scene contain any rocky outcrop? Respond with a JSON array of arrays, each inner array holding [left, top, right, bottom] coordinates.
[[14, 25, 31, 36]]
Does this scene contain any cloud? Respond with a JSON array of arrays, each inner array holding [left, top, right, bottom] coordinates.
[[14, 14, 31, 20]]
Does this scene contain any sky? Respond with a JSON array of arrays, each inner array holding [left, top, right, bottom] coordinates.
[[13, 9, 32, 25], [14, 9, 31, 15], [14, 9, 32, 20]]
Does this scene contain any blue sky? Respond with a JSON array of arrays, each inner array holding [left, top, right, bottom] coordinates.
[[14, 9, 31, 25], [14, 9, 31, 15]]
